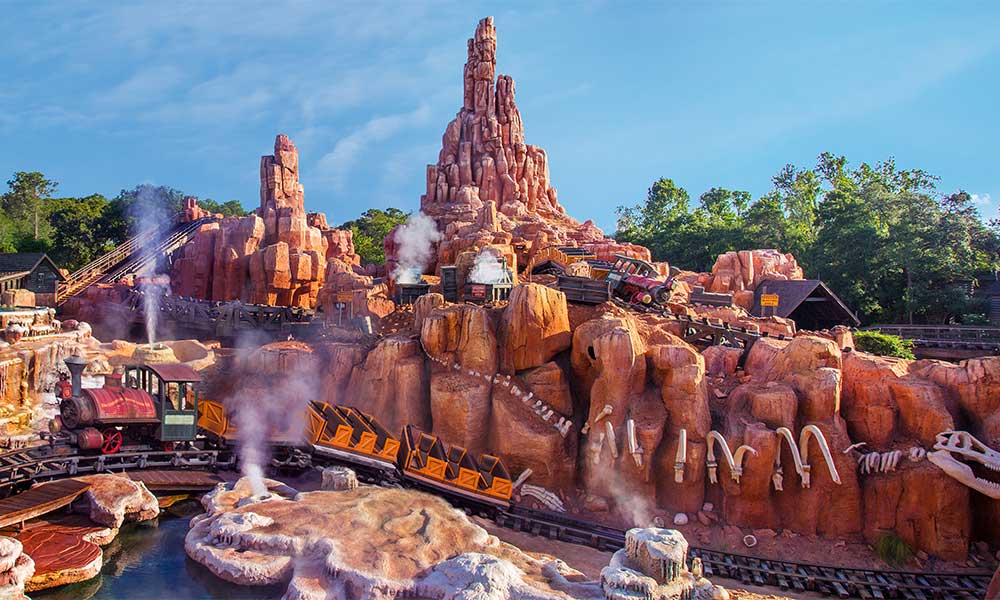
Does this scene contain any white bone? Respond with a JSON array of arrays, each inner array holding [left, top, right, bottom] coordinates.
[[843, 442, 867, 454], [626, 418, 643, 468], [706, 431, 755, 484], [605, 421, 619, 459], [674, 428, 687, 483], [512, 469, 532, 489], [799, 425, 841, 485]]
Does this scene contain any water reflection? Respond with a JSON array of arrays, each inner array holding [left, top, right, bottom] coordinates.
[[34, 505, 286, 600]]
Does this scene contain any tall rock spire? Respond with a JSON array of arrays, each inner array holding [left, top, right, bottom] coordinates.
[[416, 16, 650, 270]]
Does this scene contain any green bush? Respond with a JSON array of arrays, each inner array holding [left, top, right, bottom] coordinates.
[[960, 313, 989, 325], [875, 532, 913, 566], [854, 330, 915, 360]]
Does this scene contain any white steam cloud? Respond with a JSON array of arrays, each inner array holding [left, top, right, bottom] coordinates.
[[468, 249, 507, 284], [227, 337, 318, 498], [391, 212, 441, 283], [127, 186, 172, 346]]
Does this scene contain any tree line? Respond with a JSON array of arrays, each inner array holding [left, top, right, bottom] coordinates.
[[1, 171, 410, 271], [1, 172, 247, 272], [615, 153, 1000, 325]]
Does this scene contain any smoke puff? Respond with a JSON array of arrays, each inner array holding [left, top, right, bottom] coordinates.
[[226, 339, 320, 498], [126, 186, 173, 346], [468, 249, 507, 284], [392, 212, 441, 283]]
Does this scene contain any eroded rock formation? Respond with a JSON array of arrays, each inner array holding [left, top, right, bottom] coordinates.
[[172, 134, 360, 307], [186, 477, 603, 599], [398, 16, 649, 276], [207, 279, 1000, 563]]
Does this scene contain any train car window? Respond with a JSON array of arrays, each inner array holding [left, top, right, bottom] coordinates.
[[185, 386, 196, 410], [167, 383, 180, 410]]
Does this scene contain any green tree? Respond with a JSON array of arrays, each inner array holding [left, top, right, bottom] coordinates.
[[340, 208, 409, 265], [103, 184, 187, 244], [47, 194, 114, 271], [616, 154, 1000, 325], [3, 171, 57, 242], [199, 198, 248, 217]]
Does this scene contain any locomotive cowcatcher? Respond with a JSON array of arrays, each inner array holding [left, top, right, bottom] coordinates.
[[55, 356, 201, 454]]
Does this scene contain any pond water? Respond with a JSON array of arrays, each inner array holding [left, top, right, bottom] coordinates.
[[33, 506, 286, 600]]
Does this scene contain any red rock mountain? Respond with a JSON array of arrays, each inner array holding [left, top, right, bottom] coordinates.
[[393, 16, 649, 273], [171, 135, 359, 307]]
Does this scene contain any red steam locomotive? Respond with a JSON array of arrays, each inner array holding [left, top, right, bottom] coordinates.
[[605, 255, 676, 305], [55, 356, 201, 454]]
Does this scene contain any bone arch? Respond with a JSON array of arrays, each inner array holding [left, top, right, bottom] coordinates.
[[705, 430, 757, 484], [774, 425, 841, 488]]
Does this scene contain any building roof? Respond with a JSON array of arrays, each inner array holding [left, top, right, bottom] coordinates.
[[145, 362, 202, 383], [0, 253, 65, 280], [751, 279, 860, 326]]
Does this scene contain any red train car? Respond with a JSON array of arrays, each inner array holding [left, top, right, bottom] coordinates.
[[56, 357, 201, 454]]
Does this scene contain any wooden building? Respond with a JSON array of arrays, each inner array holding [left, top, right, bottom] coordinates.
[[751, 279, 860, 330], [0, 253, 64, 295]]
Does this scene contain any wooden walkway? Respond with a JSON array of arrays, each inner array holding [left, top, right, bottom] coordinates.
[[0, 479, 91, 529], [128, 469, 226, 492]]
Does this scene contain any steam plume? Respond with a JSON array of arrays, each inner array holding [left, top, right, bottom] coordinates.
[[227, 337, 318, 497], [126, 186, 171, 346], [391, 212, 441, 283], [468, 248, 507, 284]]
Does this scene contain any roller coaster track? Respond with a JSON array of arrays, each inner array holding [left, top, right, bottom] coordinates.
[[55, 217, 216, 305], [0, 443, 988, 598], [493, 507, 991, 599], [0, 445, 235, 496], [611, 297, 790, 356]]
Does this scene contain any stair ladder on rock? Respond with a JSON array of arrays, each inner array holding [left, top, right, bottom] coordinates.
[[55, 217, 215, 306]]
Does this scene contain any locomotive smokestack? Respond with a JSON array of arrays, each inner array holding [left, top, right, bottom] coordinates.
[[64, 356, 86, 397]]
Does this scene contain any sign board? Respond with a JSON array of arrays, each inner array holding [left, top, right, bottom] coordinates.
[[760, 293, 779, 308], [471, 285, 486, 298], [336, 291, 354, 303], [334, 302, 347, 310]]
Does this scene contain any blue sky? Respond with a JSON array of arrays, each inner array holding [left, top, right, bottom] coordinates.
[[1, 2, 998, 232]]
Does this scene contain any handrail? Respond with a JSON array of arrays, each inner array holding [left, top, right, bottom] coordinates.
[[56, 217, 215, 305]]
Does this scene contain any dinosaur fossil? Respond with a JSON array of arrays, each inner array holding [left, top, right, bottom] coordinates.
[[927, 430, 1000, 499]]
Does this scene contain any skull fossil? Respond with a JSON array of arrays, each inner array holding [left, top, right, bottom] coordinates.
[[926, 430, 1000, 499]]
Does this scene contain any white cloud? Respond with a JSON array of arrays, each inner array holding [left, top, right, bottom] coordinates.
[[971, 193, 992, 206], [316, 105, 432, 189]]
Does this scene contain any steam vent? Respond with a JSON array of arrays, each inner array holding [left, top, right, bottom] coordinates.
[[601, 528, 721, 600]]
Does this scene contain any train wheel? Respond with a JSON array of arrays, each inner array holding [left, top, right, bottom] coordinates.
[[100, 428, 123, 454]]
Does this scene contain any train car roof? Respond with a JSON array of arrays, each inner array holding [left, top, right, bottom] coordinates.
[[143, 362, 202, 382]]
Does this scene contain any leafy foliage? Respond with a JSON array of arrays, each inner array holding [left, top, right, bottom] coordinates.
[[0, 175, 248, 272], [875, 532, 914, 566], [616, 154, 1000, 325], [2, 171, 57, 243], [199, 198, 248, 217], [853, 331, 915, 360], [340, 208, 410, 265]]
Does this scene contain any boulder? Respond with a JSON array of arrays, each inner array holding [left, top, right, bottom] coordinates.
[[0, 537, 33, 599], [79, 474, 159, 528], [499, 283, 571, 372]]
